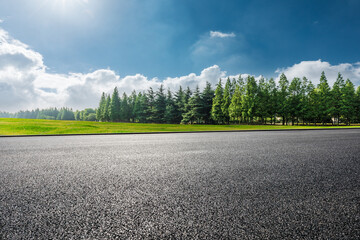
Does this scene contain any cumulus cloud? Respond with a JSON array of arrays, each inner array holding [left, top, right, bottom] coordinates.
[[0, 27, 235, 112], [210, 31, 236, 38], [276, 60, 360, 86], [2, 26, 358, 113]]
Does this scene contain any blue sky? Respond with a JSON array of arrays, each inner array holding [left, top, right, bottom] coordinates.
[[0, 0, 359, 111], [1, 0, 359, 78]]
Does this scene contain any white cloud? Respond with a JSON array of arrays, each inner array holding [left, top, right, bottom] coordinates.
[[0, 19, 3, 24], [2, 27, 358, 113], [0, 27, 237, 112], [276, 60, 360, 86], [210, 31, 236, 38]]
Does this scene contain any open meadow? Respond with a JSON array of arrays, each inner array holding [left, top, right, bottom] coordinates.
[[0, 118, 359, 136]]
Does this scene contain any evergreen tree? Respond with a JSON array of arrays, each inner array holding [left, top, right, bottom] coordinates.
[[241, 76, 258, 123], [129, 90, 137, 122], [229, 81, 242, 123], [110, 87, 121, 122], [222, 77, 232, 123], [341, 79, 356, 125], [153, 85, 167, 123], [317, 71, 332, 125], [256, 77, 270, 124], [288, 77, 302, 125], [96, 92, 106, 121], [165, 89, 177, 123], [121, 93, 131, 122], [278, 73, 289, 125], [182, 86, 203, 124], [212, 79, 225, 124], [201, 82, 215, 124], [355, 86, 360, 123], [268, 78, 278, 124], [330, 73, 345, 125], [103, 95, 111, 122], [146, 87, 156, 122], [174, 86, 185, 123]]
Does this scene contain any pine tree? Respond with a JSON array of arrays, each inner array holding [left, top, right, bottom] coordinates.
[[165, 89, 177, 123], [330, 73, 345, 125], [278, 73, 289, 125], [268, 78, 278, 124], [222, 77, 231, 123], [356, 86, 360, 123], [212, 79, 225, 124], [182, 86, 203, 124], [201, 82, 215, 124], [153, 84, 167, 123], [174, 86, 185, 123], [129, 90, 137, 122], [288, 77, 302, 125], [317, 71, 331, 125], [341, 79, 356, 125], [146, 87, 156, 122], [256, 77, 270, 124], [229, 81, 242, 123], [103, 95, 111, 122], [121, 93, 131, 122], [110, 87, 121, 122], [241, 76, 258, 123], [96, 92, 106, 121]]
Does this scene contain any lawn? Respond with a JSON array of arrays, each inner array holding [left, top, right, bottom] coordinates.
[[0, 118, 359, 136]]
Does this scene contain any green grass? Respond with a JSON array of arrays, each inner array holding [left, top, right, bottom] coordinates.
[[0, 118, 359, 136]]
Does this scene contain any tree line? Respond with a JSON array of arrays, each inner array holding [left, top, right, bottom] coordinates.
[[1, 72, 359, 125], [96, 72, 360, 125]]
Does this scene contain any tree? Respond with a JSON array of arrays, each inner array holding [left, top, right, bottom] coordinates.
[[317, 71, 332, 125], [222, 77, 232, 123], [129, 90, 137, 122], [229, 80, 242, 123], [330, 73, 345, 125], [278, 73, 289, 125], [182, 86, 203, 124], [146, 87, 156, 122], [212, 79, 225, 124], [201, 82, 215, 124], [341, 79, 356, 125], [241, 76, 258, 123], [103, 95, 111, 122], [96, 92, 106, 121], [256, 77, 270, 124], [174, 86, 185, 123], [165, 89, 178, 123], [153, 84, 167, 123], [110, 87, 121, 122], [288, 77, 302, 125], [268, 78, 278, 124], [356, 86, 360, 123], [121, 93, 131, 122]]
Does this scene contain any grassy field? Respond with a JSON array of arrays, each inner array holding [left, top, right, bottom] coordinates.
[[0, 118, 359, 136]]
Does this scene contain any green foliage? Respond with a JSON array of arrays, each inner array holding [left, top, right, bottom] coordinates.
[[201, 82, 215, 124], [212, 79, 225, 124], [3, 71, 360, 126], [222, 77, 232, 123], [110, 87, 121, 122], [278, 73, 289, 125], [317, 72, 332, 124], [341, 79, 356, 125]]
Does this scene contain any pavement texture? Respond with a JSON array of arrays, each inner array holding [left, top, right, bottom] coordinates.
[[0, 129, 359, 239]]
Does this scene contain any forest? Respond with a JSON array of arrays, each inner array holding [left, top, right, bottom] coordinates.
[[1, 72, 360, 125]]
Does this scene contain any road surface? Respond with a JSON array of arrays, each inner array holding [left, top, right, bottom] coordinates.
[[1, 129, 359, 239]]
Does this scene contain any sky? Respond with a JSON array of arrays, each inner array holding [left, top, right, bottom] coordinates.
[[0, 0, 360, 112]]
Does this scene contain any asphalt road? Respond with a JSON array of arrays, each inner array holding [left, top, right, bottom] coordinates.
[[1, 129, 359, 239]]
